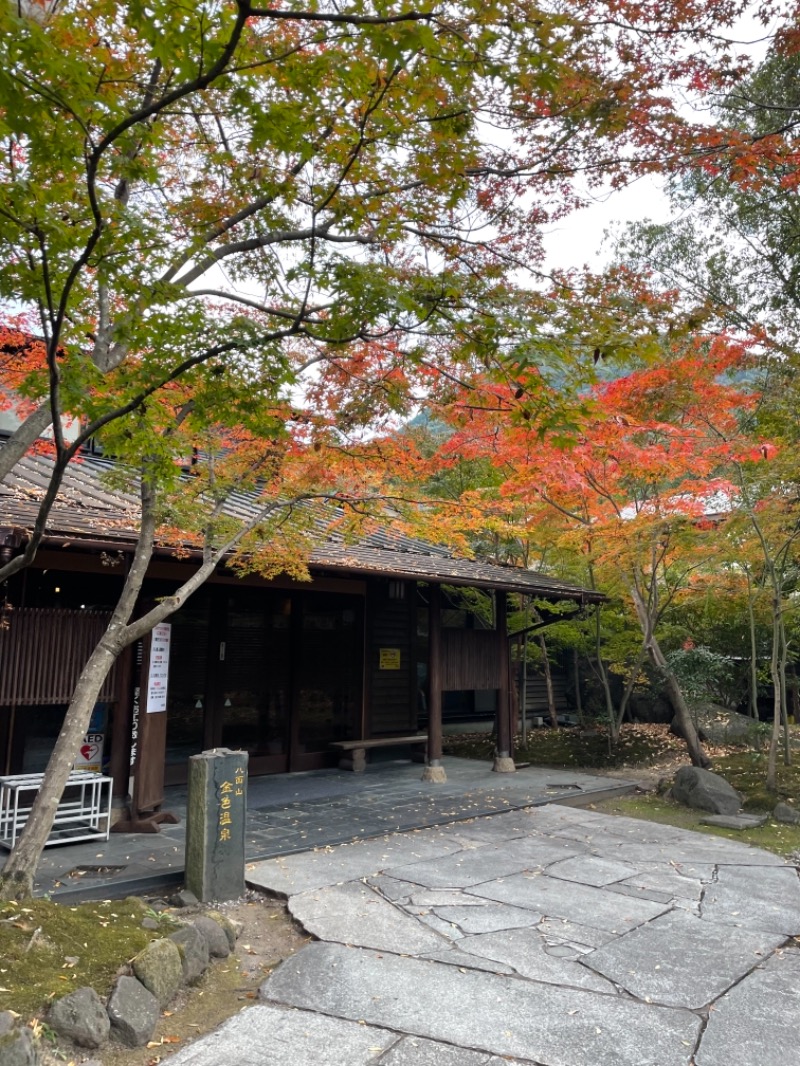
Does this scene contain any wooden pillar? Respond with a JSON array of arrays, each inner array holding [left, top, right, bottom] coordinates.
[[493, 590, 515, 773], [422, 583, 446, 783], [109, 643, 134, 799]]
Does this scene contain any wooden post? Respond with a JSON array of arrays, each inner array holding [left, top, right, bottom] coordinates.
[[422, 583, 446, 783], [493, 590, 515, 773]]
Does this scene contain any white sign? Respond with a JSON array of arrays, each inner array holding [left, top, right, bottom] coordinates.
[[146, 623, 171, 713]]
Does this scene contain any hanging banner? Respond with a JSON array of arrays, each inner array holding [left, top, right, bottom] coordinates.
[[146, 622, 171, 712]]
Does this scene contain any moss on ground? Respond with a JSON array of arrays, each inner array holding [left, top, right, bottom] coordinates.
[[0, 896, 179, 1020], [710, 750, 800, 811], [595, 792, 800, 857], [444, 724, 683, 768]]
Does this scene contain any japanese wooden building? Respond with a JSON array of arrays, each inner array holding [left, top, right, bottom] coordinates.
[[0, 448, 602, 818]]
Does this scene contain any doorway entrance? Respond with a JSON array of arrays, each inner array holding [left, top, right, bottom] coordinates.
[[163, 585, 362, 783]]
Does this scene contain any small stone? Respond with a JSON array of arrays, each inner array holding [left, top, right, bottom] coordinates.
[[205, 911, 237, 951], [193, 915, 231, 958], [774, 802, 800, 825], [141, 917, 160, 931], [672, 766, 741, 815], [0, 1011, 39, 1066], [48, 987, 110, 1049], [228, 917, 245, 940], [170, 924, 210, 983], [132, 939, 183, 1007], [171, 889, 200, 908], [107, 976, 160, 1047]]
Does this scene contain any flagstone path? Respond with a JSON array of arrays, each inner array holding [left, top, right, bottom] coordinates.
[[162, 803, 800, 1066]]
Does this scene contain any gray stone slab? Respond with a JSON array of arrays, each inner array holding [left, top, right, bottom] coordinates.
[[546, 855, 639, 887], [384, 839, 585, 890], [414, 913, 465, 940], [408, 890, 492, 908], [457, 927, 617, 993], [586, 838, 787, 866], [700, 864, 800, 934], [537, 917, 617, 950], [262, 942, 701, 1066], [440, 817, 530, 845], [606, 883, 674, 905], [289, 882, 445, 955], [419, 948, 515, 974], [159, 1003, 395, 1065], [246, 834, 464, 896], [584, 909, 785, 1009], [432, 904, 541, 935], [368, 875, 419, 902], [695, 948, 800, 1066], [379, 1036, 493, 1065], [467, 872, 671, 932], [700, 813, 768, 829], [616, 863, 712, 901]]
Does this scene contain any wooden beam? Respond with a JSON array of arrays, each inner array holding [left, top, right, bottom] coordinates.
[[493, 590, 515, 773], [422, 583, 446, 783]]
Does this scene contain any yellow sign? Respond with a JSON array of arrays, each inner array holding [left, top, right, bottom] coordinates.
[[379, 648, 401, 670]]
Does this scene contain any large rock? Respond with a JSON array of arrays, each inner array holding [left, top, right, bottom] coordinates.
[[672, 766, 741, 815], [48, 987, 110, 1049], [107, 976, 160, 1047], [170, 924, 210, 984], [0, 1011, 40, 1066], [774, 802, 800, 825], [193, 915, 231, 958], [132, 938, 184, 1007]]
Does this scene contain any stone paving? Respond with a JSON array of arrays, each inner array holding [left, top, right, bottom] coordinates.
[[19, 758, 629, 898], [161, 802, 800, 1066]]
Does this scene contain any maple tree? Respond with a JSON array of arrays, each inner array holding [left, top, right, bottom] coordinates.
[[0, 0, 791, 893], [426, 340, 781, 766]]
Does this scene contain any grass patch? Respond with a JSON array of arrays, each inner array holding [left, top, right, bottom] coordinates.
[[444, 724, 683, 769], [0, 896, 179, 1020], [710, 750, 800, 811], [595, 792, 800, 857]]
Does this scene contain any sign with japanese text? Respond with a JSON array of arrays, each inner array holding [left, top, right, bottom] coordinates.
[[379, 647, 401, 670], [146, 623, 171, 713]]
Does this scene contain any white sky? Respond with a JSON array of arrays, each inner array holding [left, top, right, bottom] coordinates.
[[541, 173, 671, 272]]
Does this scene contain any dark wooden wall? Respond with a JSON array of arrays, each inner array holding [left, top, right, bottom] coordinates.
[[367, 586, 416, 735], [441, 630, 500, 691], [0, 607, 118, 705]]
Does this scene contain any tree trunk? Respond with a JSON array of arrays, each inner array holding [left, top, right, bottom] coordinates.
[[0, 477, 287, 898], [0, 638, 124, 898], [593, 606, 617, 734], [0, 478, 159, 900], [746, 570, 760, 719], [538, 634, 558, 728], [613, 644, 647, 743], [778, 612, 791, 767], [573, 647, 584, 728], [0, 403, 55, 486], [766, 595, 783, 792], [629, 585, 710, 768]]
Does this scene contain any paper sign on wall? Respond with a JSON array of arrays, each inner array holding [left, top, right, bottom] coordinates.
[[379, 648, 401, 670], [146, 623, 171, 713]]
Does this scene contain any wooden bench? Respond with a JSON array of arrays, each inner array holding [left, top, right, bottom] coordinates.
[[330, 735, 428, 773]]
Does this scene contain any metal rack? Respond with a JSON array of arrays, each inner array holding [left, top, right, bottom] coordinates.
[[0, 770, 113, 849]]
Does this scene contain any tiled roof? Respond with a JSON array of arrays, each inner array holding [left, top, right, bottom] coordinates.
[[0, 446, 603, 603]]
